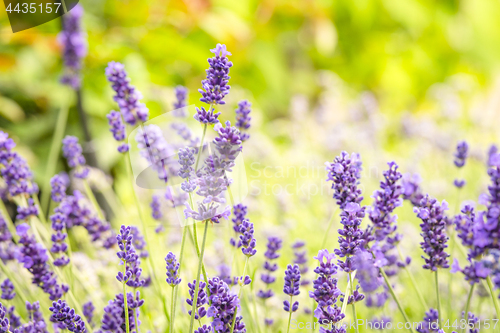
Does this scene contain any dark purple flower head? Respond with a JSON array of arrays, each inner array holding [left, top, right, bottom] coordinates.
[[309, 249, 345, 329], [105, 61, 149, 126], [106, 110, 130, 153], [199, 44, 233, 105], [62, 136, 88, 179], [59, 4, 87, 89], [173, 86, 188, 117], [326, 151, 363, 209], [0, 303, 10, 333], [194, 106, 221, 125], [454, 141, 469, 168], [239, 219, 256, 257], [0, 279, 15, 300], [235, 100, 251, 141], [454, 179, 466, 188], [165, 252, 181, 287], [206, 277, 245, 333], [283, 264, 301, 313], [16, 224, 68, 300], [416, 308, 439, 333], [195, 325, 213, 333], [187, 280, 207, 320], [415, 195, 450, 271], [116, 225, 145, 288], [100, 292, 143, 333], [51, 174, 68, 203], [50, 299, 86, 333], [335, 202, 366, 272]]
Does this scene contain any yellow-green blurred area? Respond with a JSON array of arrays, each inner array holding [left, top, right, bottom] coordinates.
[[1, 0, 500, 330]]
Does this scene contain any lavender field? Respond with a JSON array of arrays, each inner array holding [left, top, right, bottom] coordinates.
[[1, 1, 500, 333]]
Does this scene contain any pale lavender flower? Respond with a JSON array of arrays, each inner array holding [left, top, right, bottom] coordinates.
[[173, 86, 188, 117], [62, 136, 88, 179]]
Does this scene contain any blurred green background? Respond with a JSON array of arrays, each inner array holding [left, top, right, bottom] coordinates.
[[1, 0, 500, 329]]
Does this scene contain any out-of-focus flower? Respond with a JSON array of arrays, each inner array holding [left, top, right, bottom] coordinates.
[[107, 110, 129, 153], [173, 86, 188, 117], [16, 198, 39, 221], [0, 279, 15, 300], [454, 141, 469, 168], [235, 100, 251, 142], [257, 237, 282, 301], [62, 136, 89, 179], [292, 241, 309, 286], [401, 173, 424, 207]]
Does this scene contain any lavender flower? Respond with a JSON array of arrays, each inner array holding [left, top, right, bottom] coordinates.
[[173, 86, 188, 117], [335, 202, 366, 273], [416, 308, 439, 333], [325, 151, 363, 209], [51, 174, 68, 203], [198, 44, 232, 105], [0, 216, 15, 262], [50, 212, 70, 267], [0, 132, 38, 197], [50, 300, 86, 333], [257, 237, 282, 300], [283, 264, 301, 312], [206, 277, 245, 333], [21, 301, 48, 333], [178, 147, 196, 180], [136, 125, 174, 183], [187, 280, 207, 320], [0, 279, 14, 300], [62, 136, 88, 179], [7, 305, 20, 330], [151, 195, 162, 220], [16, 198, 38, 221], [213, 121, 242, 171], [16, 223, 68, 300], [239, 219, 256, 257], [116, 225, 145, 288], [454, 141, 469, 168], [230, 204, 247, 248], [488, 145, 498, 167], [414, 196, 450, 271], [194, 106, 220, 125], [99, 292, 143, 333], [235, 100, 251, 141], [165, 252, 181, 286], [309, 249, 346, 333], [59, 4, 87, 89], [105, 61, 149, 126], [195, 325, 213, 333], [292, 241, 309, 286], [106, 110, 129, 153], [0, 303, 9, 333], [83, 301, 94, 327], [353, 250, 381, 293]]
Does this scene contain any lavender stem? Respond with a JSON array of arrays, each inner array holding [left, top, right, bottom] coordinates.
[[397, 245, 428, 309], [83, 179, 104, 221], [486, 276, 500, 322], [171, 226, 188, 333], [320, 208, 338, 249], [230, 256, 249, 333], [462, 284, 475, 333], [435, 270, 441, 327], [286, 295, 293, 333], [122, 262, 130, 333], [348, 270, 359, 333], [193, 123, 208, 172], [188, 220, 209, 333]]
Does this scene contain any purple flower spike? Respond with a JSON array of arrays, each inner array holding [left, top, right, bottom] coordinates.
[[165, 252, 181, 287], [199, 44, 233, 105], [194, 106, 220, 125], [206, 277, 245, 333], [106, 110, 130, 153], [195, 325, 213, 333], [173, 86, 188, 117], [151, 195, 163, 220], [235, 100, 251, 141], [353, 250, 381, 293], [325, 151, 363, 209], [454, 141, 469, 168], [239, 219, 257, 257], [283, 264, 301, 313], [309, 249, 345, 330], [178, 147, 196, 179], [0, 279, 15, 300], [62, 136, 89, 179], [105, 61, 149, 126], [50, 299, 86, 333], [187, 280, 207, 320], [230, 204, 247, 248], [335, 202, 366, 273], [116, 225, 145, 289], [82, 301, 94, 327], [50, 174, 68, 203], [416, 308, 439, 333], [257, 237, 282, 301], [58, 4, 86, 89], [401, 173, 424, 207], [415, 196, 450, 271]]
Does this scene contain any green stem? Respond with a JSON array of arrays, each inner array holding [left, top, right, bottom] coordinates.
[[486, 276, 500, 320], [32, 194, 47, 226], [348, 271, 359, 333], [124, 150, 170, 323], [373, 251, 415, 333], [133, 305, 139, 333], [171, 226, 188, 333], [188, 221, 209, 333], [397, 245, 428, 310], [0, 201, 18, 242], [122, 264, 130, 333], [230, 257, 249, 333], [435, 270, 441, 327], [170, 287, 175, 333], [462, 284, 475, 333], [286, 296, 293, 333], [189, 194, 210, 301], [194, 124, 208, 173], [41, 103, 69, 216], [0, 260, 30, 303]]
